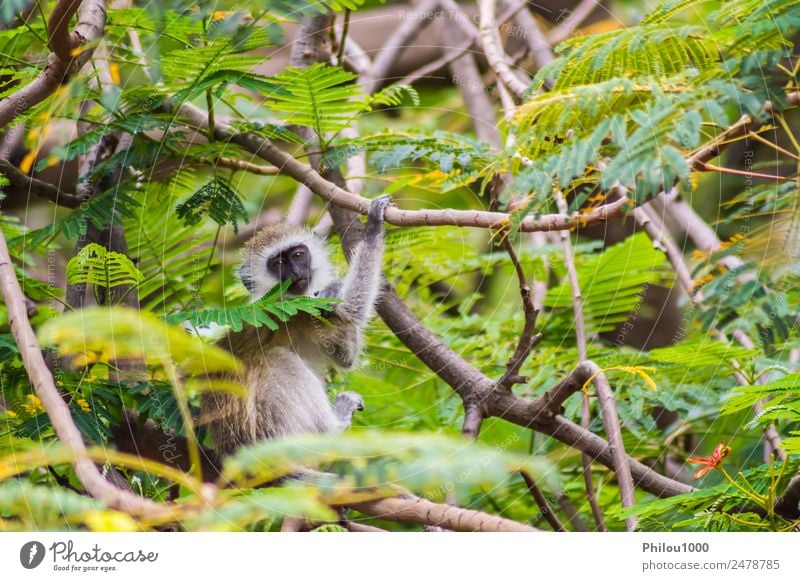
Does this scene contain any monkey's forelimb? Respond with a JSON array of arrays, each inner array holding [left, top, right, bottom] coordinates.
[[337, 194, 391, 323], [320, 195, 391, 368]]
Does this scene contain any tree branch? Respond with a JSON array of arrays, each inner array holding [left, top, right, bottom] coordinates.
[[348, 496, 539, 532], [521, 471, 565, 531], [554, 190, 606, 530], [478, 0, 529, 98], [495, 235, 541, 390], [0, 0, 107, 129], [0, 157, 81, 207], [172, 102, 629, 233]]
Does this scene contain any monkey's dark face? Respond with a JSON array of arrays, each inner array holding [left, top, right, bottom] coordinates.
[[267, 244, 312, 294]]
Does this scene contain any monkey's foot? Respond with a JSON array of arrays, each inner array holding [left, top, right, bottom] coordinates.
[[333, 391, 365, 428]]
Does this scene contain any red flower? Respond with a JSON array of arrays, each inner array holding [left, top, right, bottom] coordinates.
[[687, 442, 731, 479]]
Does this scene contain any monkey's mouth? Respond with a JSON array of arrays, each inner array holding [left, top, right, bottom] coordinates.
[[291, 277, 309, 292]]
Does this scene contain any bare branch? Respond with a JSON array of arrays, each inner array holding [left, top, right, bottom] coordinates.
[[344, 521, 389, 532], [0, 0, 107, 129], [348, 496, 539, 532], [591, 368, 637, 531], [521, 471, 565, 531], [506, 0, 555, 72], [554, 190, 605, 530], [0, 157, 82, 207], [281, 516, 307, 532], [478, 0, 529, 98], [496, 235, 541, 390], [48, 0, 83, 62], [633, 202, 696, 295], [440, 14, 501, 149], [461, 405, 484, 439]]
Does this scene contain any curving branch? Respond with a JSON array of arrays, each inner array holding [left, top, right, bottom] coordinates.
[[0, 157, 82, 207], [47, 0, 83, 62], [478, 0, 529, 98], [0, 0, 107, 129], [495, 235, 541, 391]]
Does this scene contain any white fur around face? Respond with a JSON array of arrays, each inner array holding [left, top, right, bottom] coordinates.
[[240, 232, 337, 300]]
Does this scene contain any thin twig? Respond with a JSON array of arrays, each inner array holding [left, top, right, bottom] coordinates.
[[520, 471, 565, 531], [554, 190, 606, 531], [496, 235, 541, 390]]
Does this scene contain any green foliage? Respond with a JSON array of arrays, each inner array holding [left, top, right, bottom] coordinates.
[[176, 177, 249, 233], [166, 281, 338, 332], [184, 488, 337, 531], [613, 459, 800, 531], [0, 480, 104, 528], [265, 63, 417, 146], [543, 233, 674, 334], [123, 183, 215, 313], [66, 243, 144, 292], [37, 307, 240, 376], [222, 430, 555, 499], [1, 0, 800, 533]]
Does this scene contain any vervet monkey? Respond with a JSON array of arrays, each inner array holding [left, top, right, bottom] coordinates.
[[201, 195, 391, 457]]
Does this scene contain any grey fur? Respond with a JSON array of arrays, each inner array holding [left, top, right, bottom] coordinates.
[[201, 195, 391, 458]]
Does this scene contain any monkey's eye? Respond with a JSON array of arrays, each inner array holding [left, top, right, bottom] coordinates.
[[293, 250, 305, 259]]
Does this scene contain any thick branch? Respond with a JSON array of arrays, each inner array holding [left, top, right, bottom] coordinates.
[[0, 0, 107, 129], [48, 0, 83, 62], [348, 496, 539, 532], [0, 157, 81, 207], [591, 369, 637, 531]]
